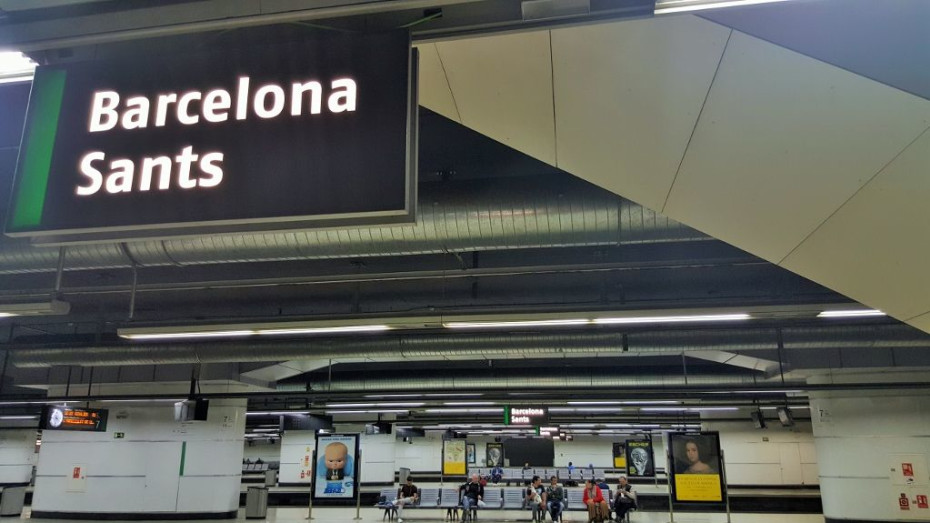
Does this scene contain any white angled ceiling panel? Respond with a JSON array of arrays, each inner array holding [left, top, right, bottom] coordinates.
[[781, 127, 930, 322], [663, 30, 930, 263], [551, 15, 730, 210], [436, 30, 557, 165], [414, 42, 461, 123]]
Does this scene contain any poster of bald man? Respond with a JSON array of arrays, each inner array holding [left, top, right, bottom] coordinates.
[[312, 434, 360, 500]]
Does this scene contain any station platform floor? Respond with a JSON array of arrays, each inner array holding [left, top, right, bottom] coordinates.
[[20, 506, 827, 523]]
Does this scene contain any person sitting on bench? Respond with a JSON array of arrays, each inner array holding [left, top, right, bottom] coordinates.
[[613, 476, 636, 522], [392, 476, 419, 523], [583, 479, 609, 523], [545, 475, 565, 522], [459, 473, 485, 521]]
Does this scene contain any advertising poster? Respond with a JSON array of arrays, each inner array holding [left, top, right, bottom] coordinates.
[[669, 432, 725, 503], [486, 443, 503, 467], [466, 443, 476, 464], [444, 440, 467, 475], [625, 439, 654, 477], [312, 434, 358, 500], [613, 442, 627, 470]]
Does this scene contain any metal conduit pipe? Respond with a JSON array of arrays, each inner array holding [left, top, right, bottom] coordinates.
[[10, 324, 929, 368], [310, 373, 760, 392], [0, 177, 707, 274]]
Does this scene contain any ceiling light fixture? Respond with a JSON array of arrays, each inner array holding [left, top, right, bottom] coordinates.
[[0, 299, 70, 319], [592, 313, 750, 325], [654, 0, 795, 15], [119, 321, 393, 340], [443, 319, 589, 329], [325, 409, 410, 415], [817, 309, 886, 318], [0, 52, 36, 84], [246, 411, 310, 416], [324, 402, 424, 408]]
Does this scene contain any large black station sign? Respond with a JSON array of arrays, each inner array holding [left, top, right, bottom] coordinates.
[[6, 31, 417, 243]]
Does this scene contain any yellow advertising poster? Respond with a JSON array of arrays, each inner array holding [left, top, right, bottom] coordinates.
[[613, 442, 627, 468], [443, 440, 466, 475], [674, 474, 723, 502]]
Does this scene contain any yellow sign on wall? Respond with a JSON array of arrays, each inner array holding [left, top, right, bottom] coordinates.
[[443, 440, 467, 475], [674, 474, 723, 502]]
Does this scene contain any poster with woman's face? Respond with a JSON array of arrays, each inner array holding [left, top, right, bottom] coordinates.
[[312, 434, 359, 500], [668, 432, 725, 503]]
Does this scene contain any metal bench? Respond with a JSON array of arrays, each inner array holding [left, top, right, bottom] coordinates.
[[440, 488, 461, 520], [502, 487, 525, 510], [375, 487, 398, 521], [482, 488, 503, 509]]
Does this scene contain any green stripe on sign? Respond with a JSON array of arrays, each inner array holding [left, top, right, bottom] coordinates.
[[179, 441, 187, 476], [10, 68, 66, 230]]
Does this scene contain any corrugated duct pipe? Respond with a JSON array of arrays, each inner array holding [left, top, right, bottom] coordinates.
[[309, 373, 760, 392], [0, 176, 708, 274], [11, 324, 929, 368]]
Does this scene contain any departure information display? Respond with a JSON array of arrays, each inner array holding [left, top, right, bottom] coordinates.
[[40, 406, 108, 432]]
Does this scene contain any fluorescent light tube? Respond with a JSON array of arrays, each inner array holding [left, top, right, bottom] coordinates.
[[566, 401, 622, 405], [0, 299, 70, 318], [122, 330, 256, 340], [246, 411, 310, 416], [0, 52, 36, 81], [443, 401, 496, 406], [593, 313, 750, 325], [325, 409, 410, 415], [444, 319, 589, 329], [0, 415, 38, 420], [655, 0, 795, 15], [642, 406, 739, 412], [324, 402, 424, 408], [817, 309, 885, 318], [257, 325, 391, 335], [424, 408, 504, 414]]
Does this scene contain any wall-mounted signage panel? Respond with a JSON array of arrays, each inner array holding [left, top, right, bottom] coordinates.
[[504, 406, 548, 425], [7, 31, 417, 243], [40, 406, 108, 432]]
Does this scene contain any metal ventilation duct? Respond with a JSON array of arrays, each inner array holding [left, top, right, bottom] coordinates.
[[309, 372, 757, 392], [11, 324, 928, 368], [0, 176, 707, 275]]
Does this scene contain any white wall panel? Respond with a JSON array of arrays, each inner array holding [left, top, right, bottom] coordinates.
[[552, 15, 730, 210], [437, 30, 556, 165], [360, 433, 396, 483], [33, 400, 245, 515], [665, 31, 930, 263], [279, 431, 315, 484], [0, 429, 36, 484], [781, 127, 930, 322]]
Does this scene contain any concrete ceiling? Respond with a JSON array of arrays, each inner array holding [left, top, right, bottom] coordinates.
[[413, 11, 930, 334]]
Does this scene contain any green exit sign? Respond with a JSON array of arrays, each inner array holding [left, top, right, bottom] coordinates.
[[113, 432, 125, 439]]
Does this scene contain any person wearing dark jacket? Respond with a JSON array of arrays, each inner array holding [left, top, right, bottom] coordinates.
[[459, 473, 485, 521], [613, 476, 636, 521]]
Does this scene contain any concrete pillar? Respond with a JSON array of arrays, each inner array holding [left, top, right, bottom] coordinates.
[[32, 399, 246, 519], [0, 429, 36, 485], [811, 378, 930, 522]]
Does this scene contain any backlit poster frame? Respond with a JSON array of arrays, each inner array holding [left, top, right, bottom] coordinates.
[[612, 442, 627, 470], [311, 433, 359, 500], [668, 431, 726, 504], [443, 439, 466, 475], [486, 442, 503, 467], [625, 438, 655, 477]]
